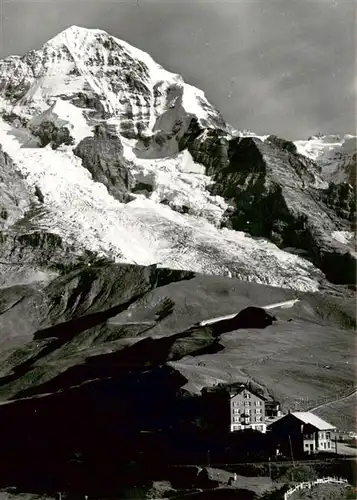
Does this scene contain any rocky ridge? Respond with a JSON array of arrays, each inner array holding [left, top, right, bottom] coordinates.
[[179, 122, 356, 284]]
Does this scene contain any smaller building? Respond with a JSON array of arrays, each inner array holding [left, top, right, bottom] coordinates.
[[265, 401, 282, 418], [333, 430, 357, 442], [268, 411, 336, 456]]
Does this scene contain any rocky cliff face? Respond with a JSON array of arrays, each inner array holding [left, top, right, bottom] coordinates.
[[322, 182, 355, 223], [73, 124, 135, 203], [30, 120, 75, 149], [179, 120, 356, 285], [0, 146, 39, 229]]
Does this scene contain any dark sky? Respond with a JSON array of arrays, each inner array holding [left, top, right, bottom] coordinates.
[[1, 0, 355, 139]]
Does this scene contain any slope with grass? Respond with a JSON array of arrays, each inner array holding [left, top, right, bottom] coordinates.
[[0, 265, 355, 429]]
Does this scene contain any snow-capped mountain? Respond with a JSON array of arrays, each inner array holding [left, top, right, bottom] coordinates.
[[0, 26, 355, 292], [295, 134, 356, 185], [0, 25, 227, 135]]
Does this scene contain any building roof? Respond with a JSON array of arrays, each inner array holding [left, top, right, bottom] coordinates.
[[202, 383, 269, 402], [291, 412, 336, 430], [265, 400, 280, 406], [229, 386, 265, 401]]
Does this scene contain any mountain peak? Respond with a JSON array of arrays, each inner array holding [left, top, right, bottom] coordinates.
[[45, 25, 108, 44], [0, 25, 228, 135], [62, 25, 103, 33]]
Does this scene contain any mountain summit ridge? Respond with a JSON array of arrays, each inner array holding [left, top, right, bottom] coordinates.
[[0, 25, 228, 136]]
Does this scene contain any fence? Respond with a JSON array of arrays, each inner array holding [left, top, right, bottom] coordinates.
[[169, 458, 342, 469], [284, 476, 349, 499]]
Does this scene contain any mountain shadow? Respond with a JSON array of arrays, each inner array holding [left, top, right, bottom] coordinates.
[[13, 306, 276, 400]]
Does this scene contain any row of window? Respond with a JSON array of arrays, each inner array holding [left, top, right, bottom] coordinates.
[[233, 401, 261, 406], [232, 424, 265, 431], [233, 408, 262, 414], [305, 442, 331, 449], [304, 432, 331, 440], [233, 416, 263, 423]]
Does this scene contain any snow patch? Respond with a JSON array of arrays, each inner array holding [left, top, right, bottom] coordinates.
[[29, 98, 93, 143], [295, 134, 356, 184], [14, 75, 89, 118], [295, 136, 344, 162], [182, 84, 210, 121], [121, 139, 228, 225], [331, 231, 355, 245]]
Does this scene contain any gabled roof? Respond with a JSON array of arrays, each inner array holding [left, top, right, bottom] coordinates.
[[265, 400, 280, 407], [229, 387, 264, 401], [291, 412, 336, 430], [202, 384, 266, 401]]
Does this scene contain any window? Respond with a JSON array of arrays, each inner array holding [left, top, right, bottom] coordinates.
[[234, 417, 239, 423], [245, 409, 251, 415], [320, 432, 325, 439], [244, 401, 250, 407], [234, 409, 239, 414], [256, 416, 262, 422], [244, 393, 251, 399], [256, 401, 261, 406], [233, 425, 239, 431], [256, 408, 261, 414], [326, 432, 330, 440], [328, 442, 330, 448], [233, 402, 238, 407]]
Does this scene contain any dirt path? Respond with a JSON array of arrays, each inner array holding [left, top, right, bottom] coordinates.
[[198, 299, 300, 326], [308, 387, 357, 412]]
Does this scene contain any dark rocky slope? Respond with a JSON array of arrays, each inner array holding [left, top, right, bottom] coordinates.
[[178, 120, 356, 285], [0, 146, 35, 229], [29, 120, 75, 149], [73, 124, 135, 203], [131, 83, 196, 160]]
